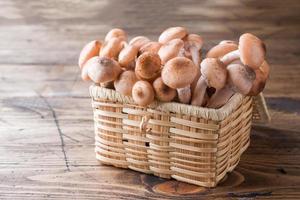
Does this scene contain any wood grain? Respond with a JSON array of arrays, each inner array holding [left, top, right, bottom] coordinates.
[[0, 0, 300, 199]]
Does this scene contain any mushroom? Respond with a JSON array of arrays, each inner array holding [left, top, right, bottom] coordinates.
[[200, 58, 227, 90], [118, 45, 139, 69], [132, 80, 155, 106], [206, 63, 256, 108], [100, 37, 124, 59], [221, 33, 266, 68], [206, 42, 238, 59], [104, 28, 127, 42], [247, 61, 270, 96], [129, 36, 151, 50], [81, 60, 91, 81], [183, 34, 203, 66], [162, 57, 198, 89], [158, 39, 184, 64], [191, 76, 208, 106], [206, 85, 235, 108], [78, 40, 102, 69], [239, 33, 266, 70], [177, 86, 192, 104], [86, 56, 122, 83], [153, 77, 176, 102], [158, 27, 188, 44], [135, 52, 161, 81], [139, 42, 162, 55], [114, 70, 138, 96]]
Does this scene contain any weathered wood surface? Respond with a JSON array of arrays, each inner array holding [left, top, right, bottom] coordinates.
[[0, 0, 300, 199]]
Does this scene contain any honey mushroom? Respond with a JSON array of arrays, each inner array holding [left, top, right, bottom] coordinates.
[[206, 42, 238, 59], [220, 33, 266, 69], [114, 70, 138, 96], [206, 63, 256, 108], [153, 77, 176, 102], [158, 26, 188, 44], [129, 36, 151, 50], [162, 57, 198, 104], [118, 45, 139, 69], [139, 42, 162, 55], [132, 80, 155, 106], [158, 38, 184, 64], [86, 56, 122, 84], [183, 34, 204, 92], [100, 37, 124, 59], [191, 58, 227, 106], [78, 40, 102, 69], [135, 52, 161, 81], [104, 28, 127, 42]]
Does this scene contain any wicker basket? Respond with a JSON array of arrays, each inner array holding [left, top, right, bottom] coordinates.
[[90, 84, 270, 187]]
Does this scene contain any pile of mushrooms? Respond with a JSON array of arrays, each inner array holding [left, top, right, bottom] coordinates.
[[79, 27, 270, 108]]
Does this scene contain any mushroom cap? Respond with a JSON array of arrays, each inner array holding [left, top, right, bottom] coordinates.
[[184, 34, 203, 50], [87, 56, 122, 83], [239, 33, 266, 70], [104, 28, 127, 42], [153, 77, 176, 102], [219, 40, 237, 45], [158, 27, 188, 44], [162, 57, 198, 89], [114, 70, 138, 96], [81, 63, 91, 81], [118, 45, 139, 69], [227, 63, 256, 95], [200, 58, 227, 89], [100, 37, 124, 59], [158, 38, 184, 64], [129, 36, 151, 49], [139, 42, 162, 55], [132, 80, 155, 106], [78, 40, 102, 69], [247, 68, 267, 96], [135, 52, 161, 80], [206, 43, 238, 59]]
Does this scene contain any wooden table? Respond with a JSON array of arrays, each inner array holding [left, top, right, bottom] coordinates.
[[1, 0, 299, 199]]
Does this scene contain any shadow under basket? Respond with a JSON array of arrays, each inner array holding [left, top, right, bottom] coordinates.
[[89, 84, 270, 187]]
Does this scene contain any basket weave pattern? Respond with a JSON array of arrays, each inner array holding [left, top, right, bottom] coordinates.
[[91, 85, 253, 187]]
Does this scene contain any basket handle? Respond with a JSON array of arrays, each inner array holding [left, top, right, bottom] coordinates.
[[139, 115, 152, 133]]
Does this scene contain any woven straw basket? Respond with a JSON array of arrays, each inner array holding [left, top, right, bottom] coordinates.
[[90, 84, 270, 187]]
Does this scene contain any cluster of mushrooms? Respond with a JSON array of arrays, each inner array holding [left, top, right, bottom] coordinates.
[[78, 27, 270, 108]]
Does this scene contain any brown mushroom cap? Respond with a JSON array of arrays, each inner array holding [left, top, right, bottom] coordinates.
[[247, 68, 267, 96], [239, 33, 266, 70], [259, 60, 270, 80], [129, 36, 151, 49], [219, 40, 237, 45], [162, 57, 198, 89], [100, 37, 124, 59], [158, 39, 184, 64], [158, 27, 188, 44], [135, 52, 161, 80], [153, 77, 176, 102], [114, 70, 138, 96], [227, 63, 256, 95], [132, 80, 155, 106], [206, 43, 238, 59], [139, 42, 162, 55], [200, 58, 227, 90], [118, 45, 139, 69], [87, 56, 122, 83], [78, 40, 102, 69], [104, 28, 127, 42]]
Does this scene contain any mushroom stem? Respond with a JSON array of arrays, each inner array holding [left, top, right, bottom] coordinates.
[[191, 76, 208, 106], [220, 49, 240, 65], [177, 86, 191, 104], [206, 85, 235, 108]]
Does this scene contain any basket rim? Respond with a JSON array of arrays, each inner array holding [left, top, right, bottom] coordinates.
[[89, 84, 245, 121]]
